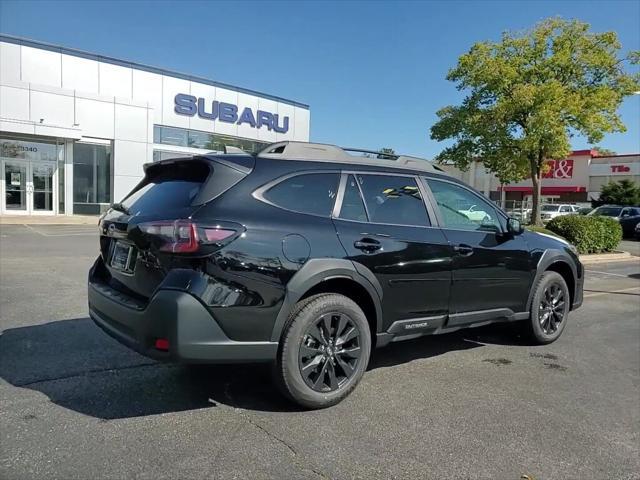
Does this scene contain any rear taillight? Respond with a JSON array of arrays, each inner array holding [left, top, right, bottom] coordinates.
[[138, 220, 236, 253]]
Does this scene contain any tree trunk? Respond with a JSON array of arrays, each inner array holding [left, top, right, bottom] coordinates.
[[530, 154, 543, 226]]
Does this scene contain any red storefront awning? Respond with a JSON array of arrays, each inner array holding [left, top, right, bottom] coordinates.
[[498, 186, 586, 194]]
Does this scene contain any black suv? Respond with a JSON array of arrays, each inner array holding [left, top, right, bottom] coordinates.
[[89, 141, 583, 408]]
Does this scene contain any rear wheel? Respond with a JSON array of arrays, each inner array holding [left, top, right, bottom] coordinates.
[[525, 271, 570, 344], [275, 293, 371, 409]]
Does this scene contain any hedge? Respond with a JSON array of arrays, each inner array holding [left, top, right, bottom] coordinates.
[[545, 215, 622, 254]]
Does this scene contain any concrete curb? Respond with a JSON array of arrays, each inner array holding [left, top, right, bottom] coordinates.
[[0, 215, 98, 225], [579, 251, 638, 264]]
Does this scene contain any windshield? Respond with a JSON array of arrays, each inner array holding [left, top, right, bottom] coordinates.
[[541, 205, 560, 212], [592, 207, 623, 217]]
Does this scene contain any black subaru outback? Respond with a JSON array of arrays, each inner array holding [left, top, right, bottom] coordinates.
[[89, 141, 583, 408]]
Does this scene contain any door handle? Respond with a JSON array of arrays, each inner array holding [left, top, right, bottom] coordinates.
[[453, 244, 474, 256], [354, 238, 382, 252]]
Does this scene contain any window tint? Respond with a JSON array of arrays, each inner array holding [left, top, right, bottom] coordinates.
[[426, 179, 501, 232], [542, 205, 560, 212], [264, 173, 339, 216], [122, 161, 210, 215], [560, 205, 572, 212], [339, 175, 368, 222], [356, 174, 429, 226]]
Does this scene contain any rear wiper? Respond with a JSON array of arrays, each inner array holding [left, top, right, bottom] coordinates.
[[110, 202, 130, 215]]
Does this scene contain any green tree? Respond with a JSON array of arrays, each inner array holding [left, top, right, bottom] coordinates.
[[378, 147, 396, 159], [592, 146, 617, 156], [430, 18, 639, 225], [597, 179, 640, 206]]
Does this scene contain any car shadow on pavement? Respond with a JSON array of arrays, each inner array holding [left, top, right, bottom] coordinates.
[[0, 317, 522, 419]]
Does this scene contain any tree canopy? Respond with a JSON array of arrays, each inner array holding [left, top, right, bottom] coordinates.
[[596, 179, 640, 206], [430, 17, 639, 224]]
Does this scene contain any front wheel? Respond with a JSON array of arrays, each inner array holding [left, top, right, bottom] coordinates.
[[275, 293, 371, 409], [525, 271, 570, 344]]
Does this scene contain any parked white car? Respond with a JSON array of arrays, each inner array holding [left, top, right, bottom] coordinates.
[[540, 204, 579, 222], [457, 204, 493, 222]]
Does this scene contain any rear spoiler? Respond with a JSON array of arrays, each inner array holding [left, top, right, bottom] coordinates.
[[143, 153, 255, 175]]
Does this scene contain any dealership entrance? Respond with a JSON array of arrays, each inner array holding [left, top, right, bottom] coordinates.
[[2, 159, 57, 215], [0, 136, 63, 216]]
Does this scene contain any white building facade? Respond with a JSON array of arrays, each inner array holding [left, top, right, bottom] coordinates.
[[0, 35, 310, 215], [442, 149, 640, 205]]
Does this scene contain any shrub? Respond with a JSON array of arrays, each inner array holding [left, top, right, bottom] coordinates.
[[545, 215, 622, 254]]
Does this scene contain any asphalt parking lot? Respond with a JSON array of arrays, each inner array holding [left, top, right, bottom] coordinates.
[[1, 224, 639, 480]]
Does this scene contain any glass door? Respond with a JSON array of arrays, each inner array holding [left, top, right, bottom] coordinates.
[[1, 160, 57, 215], [3, 161, 28, 214], [31, 163, 55, 215]]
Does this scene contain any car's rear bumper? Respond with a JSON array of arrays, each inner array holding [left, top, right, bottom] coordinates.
[[88, 260, 278, 363]]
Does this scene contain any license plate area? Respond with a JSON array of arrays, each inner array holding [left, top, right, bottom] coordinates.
[[110, 241, 136, 274]]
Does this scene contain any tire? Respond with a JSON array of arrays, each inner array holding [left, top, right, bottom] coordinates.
[[525, 271, 570, 345], [275, 293, 372, 409]]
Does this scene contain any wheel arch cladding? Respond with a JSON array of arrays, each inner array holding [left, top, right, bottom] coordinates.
[[299, 277, 378, 344], [269, 258, 383, 342], [545, 261, 575, 307], [529, 249, 578, 310]]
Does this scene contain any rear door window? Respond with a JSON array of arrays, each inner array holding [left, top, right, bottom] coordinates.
[[338, 174, 368, 222], [263, 173, 339, 216], [356, 174, 430, 226]]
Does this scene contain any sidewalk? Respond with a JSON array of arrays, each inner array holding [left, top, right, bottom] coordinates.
[[0, 215, 98, 225]]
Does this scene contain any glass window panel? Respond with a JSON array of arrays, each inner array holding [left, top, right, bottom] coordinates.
[[339, 174, 368, 222], [357, 175, 429, 226], [0, 136, 58, 162], [4, 162, 27, 211], [158, 126, 188, 147], [153, 150, 192, 162], [58, 142, 65, 214], [427, 179, 501, 232], [153, 125, 268, 154], [264, 173, 339, 217], [33, 191, 54, 211], [73, 142, 112, 211], [187, 130, 212, 149]]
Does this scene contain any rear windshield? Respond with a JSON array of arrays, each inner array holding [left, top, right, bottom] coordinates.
[[541, 205, 560, 212], [593, 207, 623, 216], [121, 161, 210, 215]]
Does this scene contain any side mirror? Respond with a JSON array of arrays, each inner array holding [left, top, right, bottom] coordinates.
[[507, 217, 524, 235]]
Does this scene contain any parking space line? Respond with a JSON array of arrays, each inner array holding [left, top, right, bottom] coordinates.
[[586, 269, 634, 278], [20, 224, 96, 237], [583, 286, 640, 299]]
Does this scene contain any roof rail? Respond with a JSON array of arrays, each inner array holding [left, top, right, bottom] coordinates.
[[256, 141, 445, 173]]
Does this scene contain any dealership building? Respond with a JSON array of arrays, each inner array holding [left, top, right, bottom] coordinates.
[[0, 34, 310, 216], [443, 149, 640, 205]]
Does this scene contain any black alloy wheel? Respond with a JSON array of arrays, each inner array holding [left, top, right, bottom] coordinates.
[[538, 282, 566, 334], [298, 312, 362, 392], [525, 271, 570, 345]]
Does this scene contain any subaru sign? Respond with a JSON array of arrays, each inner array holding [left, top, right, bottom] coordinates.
[[174, 94, 289, 133]]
